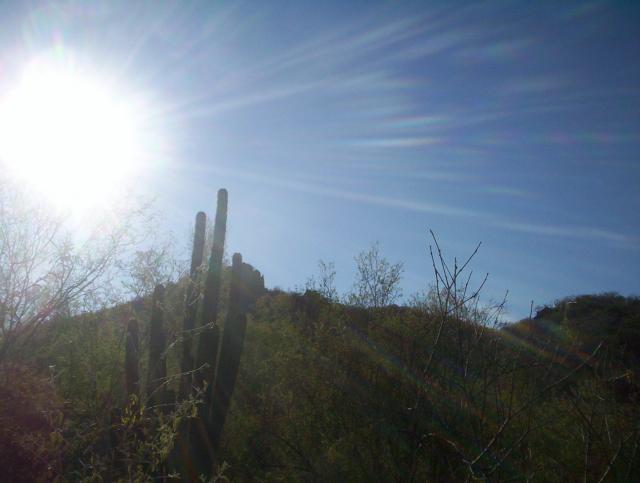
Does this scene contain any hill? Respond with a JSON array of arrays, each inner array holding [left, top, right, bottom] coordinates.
[[217, 290, 640, 481], [2, 285, 639, 481]]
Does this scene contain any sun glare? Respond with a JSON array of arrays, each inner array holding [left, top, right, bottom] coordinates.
[[0, 55, 143, 212]]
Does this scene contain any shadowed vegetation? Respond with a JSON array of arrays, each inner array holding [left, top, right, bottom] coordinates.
[[0, 186, 638, 482]]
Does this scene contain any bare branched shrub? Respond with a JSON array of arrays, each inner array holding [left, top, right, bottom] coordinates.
[[407, 231, 640, 481], [348, 242, 403, 308], [305, 260, 338, 302], [0, 175, 150, 362], [122, 244, 183, 299]]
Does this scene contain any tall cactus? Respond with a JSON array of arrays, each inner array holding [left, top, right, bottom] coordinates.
[[125, 317, 140, 398], [209, 253, 249, 457], [123, 188, 264, 480], [191, 189, 228, 476], [194, 189, 227, 395], [147, 284, 167, 408], [179, 211, 207, 400]]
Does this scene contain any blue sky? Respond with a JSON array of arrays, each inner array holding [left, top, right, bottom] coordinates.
[[1, 1, 639, 319]]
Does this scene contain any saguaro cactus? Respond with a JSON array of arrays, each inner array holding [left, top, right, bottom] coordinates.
[[125, 317, 140, 398], [209, 253, 249, 457], [194, 189, 228, 396], [191, 189, 228, 476], [147, 284, 167, 408], [124, 188, 264, 480], [179, 211, 207, 400]]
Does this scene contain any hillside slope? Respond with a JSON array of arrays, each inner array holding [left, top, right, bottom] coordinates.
[[218, 291, 640, 481]]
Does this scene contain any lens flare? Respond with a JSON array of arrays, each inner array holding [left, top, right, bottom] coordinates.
[[0, 53, 144, 212]]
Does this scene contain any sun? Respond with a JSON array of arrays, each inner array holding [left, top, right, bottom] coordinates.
[[0, 54, 144, 213]]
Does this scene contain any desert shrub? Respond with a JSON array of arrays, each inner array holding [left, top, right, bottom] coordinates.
[[0, 362, 65, 482], [218, 238, 640, 482]]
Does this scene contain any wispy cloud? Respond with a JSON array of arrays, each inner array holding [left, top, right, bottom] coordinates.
[[401, 28, 479, 59], [173, 81, 321, 120], [201, 166, 637, 247], [489, 220, 635, 245], [478, 186, 538, 199], [349, 137, 441, 149], [557, 0, 608, 20], [500, 76, 567, 96], [454, 38, 532, 63]]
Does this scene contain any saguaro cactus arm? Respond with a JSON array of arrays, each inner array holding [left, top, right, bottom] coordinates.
[[209, 253, 252, 456], [147, 284, 167, 408], [191, 189, 228, 477], [194, 189, 228, 394], [125, 317, 140, 398], [179, 211, 207, 400]]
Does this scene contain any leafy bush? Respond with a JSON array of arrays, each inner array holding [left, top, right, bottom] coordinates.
[[0, 362, 64, 482]]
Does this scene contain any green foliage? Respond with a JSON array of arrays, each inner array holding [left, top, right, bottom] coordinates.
[[532, 293, 640, 362], [8, 280, 640, 481], [217, 286, 640, 481], [0, 362, 64, 482], [3, 184, 638, 481], [348, 242, 404, 308]]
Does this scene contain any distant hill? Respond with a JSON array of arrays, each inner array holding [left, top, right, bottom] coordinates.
[[507, 293, 640, 368]]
